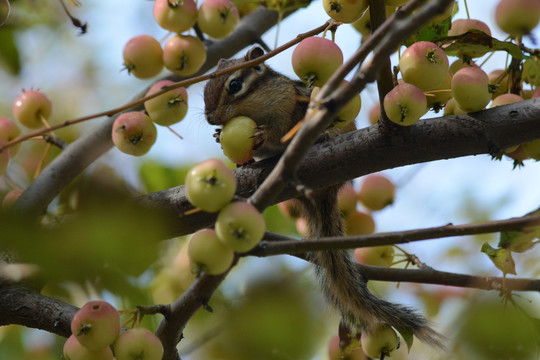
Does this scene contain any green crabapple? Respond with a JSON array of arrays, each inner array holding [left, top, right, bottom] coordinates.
[[488, 69, 509, 100], [63, 335, 114, 360], [354, 245, 395, 267], [345, 210, 375, 236], [292, 37, 343, 87], [153, 0, 198, 34], [426, 70, 452, 110], [383, 82, 427, 126], [495, 0, 540, 36], [70, 300, 120, 351], [112, 112, 157, 156], [163, 35, 207, 76], [144, 80, 188, 126], [360, 323, 399, 359], [197, 0, 240, 39], [215, 201, 265, 253], [399, 41, 449, 91], [323, 0, 368, 24], [188, 228, 235, 275], [357, 174, 395, 211], [0, 118, 21, 156], [122, 35, 164, 79], [312, 85, 361, 128], [328, 335, 366, 360], [184, 158, 237, 213], [114, 328, 164, 360], [12, 90, 52, 129], [219, 116, 257, 164], [451, 66, 491, 112]]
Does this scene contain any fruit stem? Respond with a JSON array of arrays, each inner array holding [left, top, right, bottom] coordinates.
[[167, 126, 184, 140]]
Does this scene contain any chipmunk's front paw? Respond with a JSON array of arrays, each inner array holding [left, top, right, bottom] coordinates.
[[213, 127, 222, 143], [252, 125, 267, 150]]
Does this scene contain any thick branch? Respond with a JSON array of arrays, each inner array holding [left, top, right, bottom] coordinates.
[[137, 99, 540, 238]]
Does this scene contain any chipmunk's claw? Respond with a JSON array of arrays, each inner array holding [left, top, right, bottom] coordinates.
[[213, 128, 222, 143], [252, 125, 267, 150]]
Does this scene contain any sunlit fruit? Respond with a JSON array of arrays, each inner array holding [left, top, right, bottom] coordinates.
[[153, 0, 198, 34], [144, 80, 188, 126], [354, 245, 394, 266], [360, 323, 399, 359], [122, 35, 163, 79], [63, 335, 114, 360], [188, 228, 235, 275], [323, 0, 368, 24], [163, 35, 207, 76], [448, 18, 492, 36], [215, 201, 265, 253], [70, 300, 120, 351], [399, 41, 449, 91], [495, 0, 540, 36], [114, 328, 164, 360], [197, 0, 240, 39], [184, 158, 237, 212], [12, 90, 52, 129], [451, 66, 491, 112], [383, 83, 427, 126], [112, 112, 157, 156], [292, 37, 343, 87], [357, 174, 395, 211], [220, 116, 257, 164]]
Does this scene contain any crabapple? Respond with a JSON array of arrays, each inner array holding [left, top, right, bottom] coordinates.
[[495, 0, 540, 36], [12, 90, 52, 129], [383, 83, 427, 126], [357, 174, 395, 211], [215, 201, 265, 253], [311, 85, 361, 128], [443, 98, 466, 116], [292, 37, 343, 87], [448, 18, 492, 36], [328, 335, 366, 360], [451, 66, 491, 112], [63, 335, 114, 360], [188, 229, 235, 275], [2, 189, 23, 209], [144, 80, 188, 126], [122, 35, 163, 79], [153, 0, 197, 34], [489, 93, 524, 108], [449, 58, 477, 75], [323, 0, 368, 24], [163, 35, 207, 76], [360, 323, 399, 359], [112, 112, 157, 156], [197, 0, 239, 39], [219, 116, 257, 164], [426, 70, 452, 110], [338, 182, 358, 217], [399, 41, 449, 91], [0, 118, 21, 156], [184, 158, 236, 212], [368, 103, 380, 125], [114, 328, 163, 360], [345, 211, 375, 236], [354, 245, 394, 267], [70, 300, 120, 351], [277, 198, 303, 220]]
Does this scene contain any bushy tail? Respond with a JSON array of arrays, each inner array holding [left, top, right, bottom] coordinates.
[[298, 185, 444, 349]]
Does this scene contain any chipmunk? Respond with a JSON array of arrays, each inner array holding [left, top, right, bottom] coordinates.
[[204, 46, 443, 348]]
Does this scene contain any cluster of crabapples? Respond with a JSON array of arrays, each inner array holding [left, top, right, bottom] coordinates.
[[122, 0, 243, 80], [279, 173, 397, 267], [185, 158, 265, 275], [63, 300, 163, 360]]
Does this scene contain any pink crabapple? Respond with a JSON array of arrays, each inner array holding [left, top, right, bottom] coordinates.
[[153, 0, 198, 34], [399, 41, 449, 91], [345, 211, 376, 236], [0, 118, 21, 156], [451, 66, 492, 112], [112, 112, 157, 156], [144, 80, 188, 126], [383, 82, 427, 126], [63, 335, 114, 360], [292, 37, 344, 87], [122, 35, 163, 79], [12, 90, 52, 129], [354, 245, 395, 267], [70, 300, 120, 351], [495, 0, 540, 36], [357, 174, 395, 211]]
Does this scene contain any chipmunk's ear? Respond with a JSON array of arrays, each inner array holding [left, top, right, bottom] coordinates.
[[245, 46, 265, 61]]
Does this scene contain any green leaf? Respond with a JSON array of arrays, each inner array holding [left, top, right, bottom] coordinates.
[[395, 327, 414, 352], [522, 58, 540, 86], [437, 31, 524, 60], [481, 243, 516, 275], [139, 161, 191, 192], [0, 27, 21, 75], [498, 207, 540, 252], [405, 16, 451, 46]]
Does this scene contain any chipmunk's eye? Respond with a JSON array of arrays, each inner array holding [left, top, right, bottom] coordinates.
[[228, 79, 243, 95]]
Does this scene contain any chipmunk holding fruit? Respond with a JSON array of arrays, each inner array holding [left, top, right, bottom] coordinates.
[[203, 46, 443, 349]]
